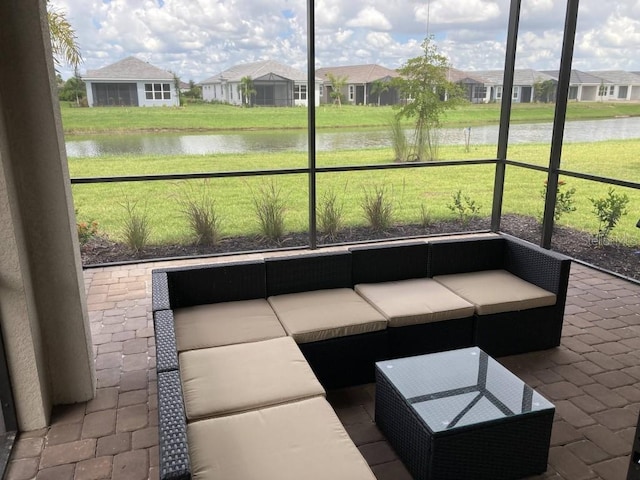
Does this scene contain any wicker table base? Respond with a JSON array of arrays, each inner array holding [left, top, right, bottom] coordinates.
[[375, 347, 554, 480]]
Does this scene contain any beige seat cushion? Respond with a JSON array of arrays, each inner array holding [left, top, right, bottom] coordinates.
[[434, 269, 557, 316], [267, 288, 387, 343], [179, 336, 324, 421], [173, 299, 285, 352], [355, 278, 475, 327], [188, 396, 376, 480]]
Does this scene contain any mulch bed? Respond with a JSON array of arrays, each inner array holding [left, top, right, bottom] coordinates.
[[80, 214, 640, 281]]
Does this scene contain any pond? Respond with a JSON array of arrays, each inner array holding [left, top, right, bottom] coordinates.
[[64, 116, 640, 158]]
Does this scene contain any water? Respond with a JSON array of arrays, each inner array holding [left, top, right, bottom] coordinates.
[[64, 116, 640, 158]]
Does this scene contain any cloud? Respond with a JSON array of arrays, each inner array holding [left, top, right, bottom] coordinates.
[[346, 6, 392, 30], [49, 0, 640, 80]]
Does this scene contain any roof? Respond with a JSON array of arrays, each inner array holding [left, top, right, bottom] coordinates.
[[446, 67, 490, 84], [83, 56, 175, 81], [201, 60, 320, 84], [541, 70, 605, 85], [315, 64, 400, 84], [586, 70, 640, 85], [470, 69, 557, 86]]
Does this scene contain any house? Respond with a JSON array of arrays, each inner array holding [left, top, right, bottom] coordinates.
[[83, 56, 180, 107], [445, 68, 491, 104], [541, 70, 607, 102], [470, 69, 558, 103], [315, 64, 401, 106], [586, 70, 640, 101], [200, 60, 322, 107]]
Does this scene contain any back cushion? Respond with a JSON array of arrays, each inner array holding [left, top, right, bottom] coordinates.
[[167, 260, 266, 308], [350, 242, 428, 285], [266, 251, 352, 296], [428, 237, 505, 276]]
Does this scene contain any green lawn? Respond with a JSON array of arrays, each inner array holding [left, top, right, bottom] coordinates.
[[70, 139, 640, 247], [60, 101, 640, 134]]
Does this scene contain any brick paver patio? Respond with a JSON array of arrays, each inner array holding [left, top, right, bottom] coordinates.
[[4, 251, 640, 480]]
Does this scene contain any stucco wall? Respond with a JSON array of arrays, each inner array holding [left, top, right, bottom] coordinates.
[[0, 0, 96, 430]]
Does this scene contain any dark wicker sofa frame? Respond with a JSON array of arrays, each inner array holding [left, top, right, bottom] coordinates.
[[428, 235, 572, 357], [151, 233, 571, 480]]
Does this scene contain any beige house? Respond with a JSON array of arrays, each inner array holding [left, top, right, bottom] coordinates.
[[315, 64, 401, 106]]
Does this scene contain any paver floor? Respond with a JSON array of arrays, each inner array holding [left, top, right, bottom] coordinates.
[[4, 252, 640, 480]]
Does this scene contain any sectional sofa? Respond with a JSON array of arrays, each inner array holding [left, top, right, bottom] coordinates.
[[151, 233, 571, 480]]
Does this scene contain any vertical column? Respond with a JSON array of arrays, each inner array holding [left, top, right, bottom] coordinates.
[[0, 0, 95, 429]]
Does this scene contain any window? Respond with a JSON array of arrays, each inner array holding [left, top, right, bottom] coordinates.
[[473, 86, 486, 99], [495, 86, 502, 99], [609, 85, 615, 95], [294, 84, 307, 100], [598, 84, 607, 96], [512, 86, 519, 100], [619, 86, 628, 99], [568, 86, 578, 100], [144, 83, 171, 101], [319, 84, 323, 96], [348, 85, 354, 101]]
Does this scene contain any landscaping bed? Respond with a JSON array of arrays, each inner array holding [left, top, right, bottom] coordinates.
[[80, 214, 640, 282]]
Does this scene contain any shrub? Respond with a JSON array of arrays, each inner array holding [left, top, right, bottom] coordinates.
[[252, 180, 286, 242], [120, 200, 151, 254], [590, 187, 629, 246], [540, 180, 576, 222], [176, 180, 223, 246], [317, 187, 344, 241], [362, 185, 393, 231], [75, 209, 99, 245], [447, 189, 480, 225]]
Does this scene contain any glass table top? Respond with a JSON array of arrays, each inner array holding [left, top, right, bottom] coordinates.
[[376, 347, 554, 433]]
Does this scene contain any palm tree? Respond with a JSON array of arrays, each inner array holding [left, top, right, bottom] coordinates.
[[369, 79, 390, 106], [47, 1, 82, 69], [327, 73, 347, 107], [239, 76, 256, 107]]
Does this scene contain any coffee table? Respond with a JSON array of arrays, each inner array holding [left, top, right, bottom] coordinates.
[[375, 347, 554, 480]]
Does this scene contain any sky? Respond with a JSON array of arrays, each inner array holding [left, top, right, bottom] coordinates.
[[50, 0, 640, 81]]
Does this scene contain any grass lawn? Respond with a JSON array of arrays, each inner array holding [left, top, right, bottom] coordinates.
[[70, 139, 640, 247], [60, 101, 640, 134]]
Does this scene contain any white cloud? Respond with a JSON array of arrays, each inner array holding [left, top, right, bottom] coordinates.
[[49, 0, 640, 80], [346, 6, 391, 30]]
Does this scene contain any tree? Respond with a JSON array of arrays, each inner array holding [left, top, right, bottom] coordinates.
[[533, 79, 555, 103], [182, 80, 203, 101], [239, 76, 256, 107], [370, 79, 390, 106], [47, 1, 82, 69], [58, 68, 86, 104], [327, 73, 348, 107], [393, 37, 464, 161]]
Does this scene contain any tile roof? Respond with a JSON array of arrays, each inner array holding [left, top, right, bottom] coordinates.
[[83, 56, 175, 81], [200, 60, 318, 83], [315, 64, 400, 84], [586, 70, 640, 85], [446, 67, 490, 84], [471, 68, 557, 86], [541, 70, 606, 85]]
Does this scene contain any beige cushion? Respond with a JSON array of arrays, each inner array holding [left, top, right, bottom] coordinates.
[[188, 396, 376, 480], [173, 299, 285, 352], [268, 288, 387, 343], [355, 278, 475, 327], [179, 337, 324, 421], [434, 269, 557, 316]]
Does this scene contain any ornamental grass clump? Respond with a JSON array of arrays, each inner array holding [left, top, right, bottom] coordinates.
[[176, 180, 223, 246], [362, 185, 393, 231], [120, 199, 151, 254], [317, 187, 344, 241], [252, 180, 287, 242]]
